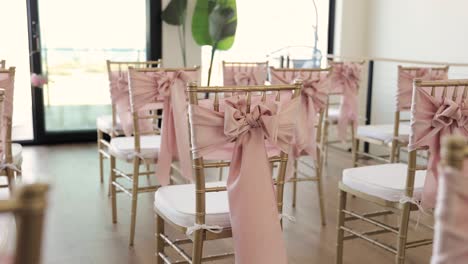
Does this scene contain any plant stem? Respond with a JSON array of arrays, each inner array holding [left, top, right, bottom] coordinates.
[[178, 25, 187, 67], [182, 22, 187, 67], [207, 44, 217, 86]]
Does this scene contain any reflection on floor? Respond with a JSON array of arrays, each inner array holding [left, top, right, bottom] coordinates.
[[44, 105, 111, 131], [15, 144, 432, 264]]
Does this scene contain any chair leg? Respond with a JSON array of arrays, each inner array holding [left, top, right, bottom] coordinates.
[[323, 120, 330, 166], [395, 205, 411, 264], [292, 159, 298, 208], [191, 230, 204, 264], [352, 138, 360, 167], [6, 168, 14, 192], [155, 214, 165, 264], [129, 158, 140, 247], [336, 189, 347, 264], [316, 163, 326, 226], [396, 145, 401, 163], [97, 130, 104, 183], [110, 156, 117, 224], [218, 164, 224, 181]]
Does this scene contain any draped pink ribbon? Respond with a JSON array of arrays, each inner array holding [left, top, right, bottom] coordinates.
[[109, 71, 156, 136], [189, 96, 304, 264], [270, 69, 330, 157], [223, 65, 267, 86], [397, 68, 448, 111], [330, 63, 362, 141], [128, 69, 198, 185], [408, 87, 468, 208], [431, 162, 468, 264], [0, 72, 14, 158]]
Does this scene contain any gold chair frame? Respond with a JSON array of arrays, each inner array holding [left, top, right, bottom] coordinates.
[[269, 66, 331, 225], [154, 81, 302, 264], [0, 68, 17, 190], [109, 66, 199, 246], [0, 60, 5, 69], [352, 65, 449, 167], [98, 60, 162, 184], [0, 183, 49, 264], [442, 136, 467, 174], [322, 60, 365, 164], [336, 80, 468, 264]]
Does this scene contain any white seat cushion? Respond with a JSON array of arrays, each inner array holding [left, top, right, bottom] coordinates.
[[357, 123, 410, 143], [110, 135, 161, 161], [328, 108, 340, 122], [154, 182, 231, 228], [342, 163, 426, 202], [11, 144, 22, 167], [96, 115, 123, 134]]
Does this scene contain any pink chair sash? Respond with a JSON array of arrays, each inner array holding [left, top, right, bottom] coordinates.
[[128, 70, 198, 185], [330, 63, 362, 141], [397, 67, 448, 111], [223, 65, 267, 86], [189, 96, 305, 264], [109, 71, 155, 136], [0, 71, 14, 158], [270, 69, 330, 157], [431, 161, 468, 264], [408, 86, 468, 208]]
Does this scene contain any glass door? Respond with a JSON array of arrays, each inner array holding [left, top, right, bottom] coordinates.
[[29, 0, 147, 142]]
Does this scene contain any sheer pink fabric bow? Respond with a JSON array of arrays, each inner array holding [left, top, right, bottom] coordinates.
[[408, 88, 468, 208], [331, 63, 362, 141], [397, 68, 448, 111], [431, 163, 468, 264], [0, 72, 14, 158], [109, 71, 155, 136], [270, 70, 329, 157], [223, 66, 267, 86], [189, 96, 304, 264], [128, 70, 197, 185]]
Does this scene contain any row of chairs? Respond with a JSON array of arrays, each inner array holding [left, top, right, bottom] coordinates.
[[0, 59, 49, 264]]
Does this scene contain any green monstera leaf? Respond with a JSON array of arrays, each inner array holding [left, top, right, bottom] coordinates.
[[192, 0, 237, 85], [162, 0, 188, 25]]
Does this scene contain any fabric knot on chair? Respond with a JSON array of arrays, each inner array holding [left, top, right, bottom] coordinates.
[[245, 112, 261, 128], [301, 77, 328, 112], [431, 99, 463, 128], [234, 72, 256, 86], [185, 223, 223, 236]]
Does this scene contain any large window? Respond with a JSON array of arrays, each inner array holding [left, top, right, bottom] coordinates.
[[201, 0, 330, 85]]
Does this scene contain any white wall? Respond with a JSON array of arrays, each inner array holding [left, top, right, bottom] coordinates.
[[366, 0, 468, 124], [162, 0, 201, 68]]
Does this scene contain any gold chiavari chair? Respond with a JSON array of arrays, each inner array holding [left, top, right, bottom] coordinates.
[[97, 60, 162, 184], [0, 67, 22, 190], [153, 81, 302, 264], [322, 60, 365, 164], [0, 183, 49, 264], [0, 60, 5, 69], [431, 136, 468, 264], [270, 66, 331, 225], [353, 65, 449, 167], [109, 66, 199, 246], [336, 79, 468, 264]]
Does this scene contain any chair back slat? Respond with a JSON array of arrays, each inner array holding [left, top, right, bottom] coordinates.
[[0, 68, 15, 164]]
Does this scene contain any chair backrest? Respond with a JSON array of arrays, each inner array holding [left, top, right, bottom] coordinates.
[[186, 81, 302, 227], [0, 60, 5, 69], [0, 68, 15, 164], [407, 79, 468, 207], [127, 66, 200, 158], [106, 60, 162, 136], [0, 183, 49, 264], [269, 66, 332, 144], [222, 61, 268, 86], [393, 66, 450, 141], [431, 136, 468, 264]]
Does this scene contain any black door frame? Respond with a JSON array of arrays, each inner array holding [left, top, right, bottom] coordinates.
[[21, 0, 162, 145]]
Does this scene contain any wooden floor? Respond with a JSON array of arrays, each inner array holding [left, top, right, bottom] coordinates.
[[18, 143, 433, 264]]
